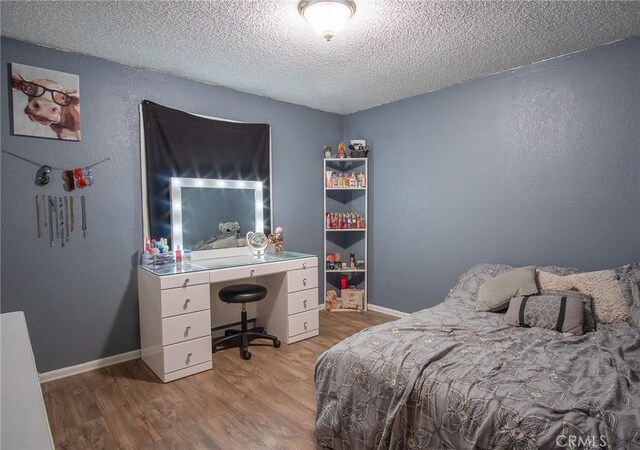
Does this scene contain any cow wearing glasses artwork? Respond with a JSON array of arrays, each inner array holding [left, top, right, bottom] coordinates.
[[10, 63, 80, 141]]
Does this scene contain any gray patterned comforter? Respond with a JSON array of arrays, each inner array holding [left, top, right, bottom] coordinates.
[[315, 265, 640, 449]]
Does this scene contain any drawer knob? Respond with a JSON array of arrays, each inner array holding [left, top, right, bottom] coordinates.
[[184, 325, 191, 337], [250, 269, 255, 276], [182, 278, 190, 288], [303, 278, 307, 286], [186, 352, 192, 364], [183, 298, 191, 309], [303, 299, 307, 308], [303, 321, 308, 330]]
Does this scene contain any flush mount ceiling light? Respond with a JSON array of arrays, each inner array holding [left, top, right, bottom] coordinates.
[[298, 0, 356, 41]]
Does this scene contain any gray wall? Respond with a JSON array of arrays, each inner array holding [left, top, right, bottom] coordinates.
[[1, 38, 342, 372], [2, 35, 639, 373], [344, 37, 640, 313]]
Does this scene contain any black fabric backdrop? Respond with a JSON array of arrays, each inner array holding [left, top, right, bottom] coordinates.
[[141, 100, 271, 243]]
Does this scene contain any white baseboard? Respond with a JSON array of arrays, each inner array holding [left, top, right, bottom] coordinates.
[[40, 304, 408, 383], [318, 302, 408, 318], [39, 349, 141, 384], [366, 303, 409, 318]]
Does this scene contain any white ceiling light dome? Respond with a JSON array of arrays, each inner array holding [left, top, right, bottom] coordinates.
[[298, 0, 356, 41]]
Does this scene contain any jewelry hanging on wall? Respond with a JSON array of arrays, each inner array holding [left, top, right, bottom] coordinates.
[[48, 196, 55, 247], [42, 195, 47, 229], [1, 149, 109, 189], [36, 194, 80, 247], [53, 196, 59, 240], [35, 165, 51, 186], [35, 195, 43, 238], [81, 195, 87, 239], [62, 170, 75, 191], [64, 196, 70, 243], [70, 196, 75, 232], [58, 196, 65, 248], [4, 149, 105, 246]]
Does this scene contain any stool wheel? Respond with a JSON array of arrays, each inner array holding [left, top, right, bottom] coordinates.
[[274, 340, 281, 348], [241, 350, 252, 360]]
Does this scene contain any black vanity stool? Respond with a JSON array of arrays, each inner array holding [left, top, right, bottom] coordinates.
[[213, 284, 281, 360]]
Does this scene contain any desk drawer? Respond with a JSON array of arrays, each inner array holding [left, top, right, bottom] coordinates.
[[163, 336, 211, 374], [288, 268, 318, 293], [161, 284, 210, 318], [286, 257, 318, 271], [160, 272, 210, 290], [288, 310, 319, 338], [162, 310, 211, 346], [209, 261, 287, 284], [288, 289, 318, 315]]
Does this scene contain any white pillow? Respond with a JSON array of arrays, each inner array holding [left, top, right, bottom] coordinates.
[[537, 270, 630, 324]]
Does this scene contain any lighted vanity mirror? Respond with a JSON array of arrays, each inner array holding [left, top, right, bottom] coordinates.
[[170, 177, 265, 259], [141, 101, 272, 261]]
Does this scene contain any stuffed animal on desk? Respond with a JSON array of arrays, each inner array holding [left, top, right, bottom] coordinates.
[[192, 221, 242, 250]]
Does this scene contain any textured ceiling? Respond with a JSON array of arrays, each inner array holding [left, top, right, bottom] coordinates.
[[1, 1, 639, 114]]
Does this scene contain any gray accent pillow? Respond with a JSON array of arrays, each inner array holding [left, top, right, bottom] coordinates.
[[477, 266, 538, 312], [615, 263, 640, 327], [541, 289, 595, 333], [631, 282, 640, 327], [505, 293, 585, 335], [444, 263, 513, 304]]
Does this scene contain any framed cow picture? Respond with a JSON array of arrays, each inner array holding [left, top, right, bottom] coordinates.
[[10, 63, 81, 141]]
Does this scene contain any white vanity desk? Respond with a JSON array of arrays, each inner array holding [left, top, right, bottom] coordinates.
[[138, 251, 319, 382]]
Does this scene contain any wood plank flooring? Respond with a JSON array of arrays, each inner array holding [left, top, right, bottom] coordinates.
[[42, 310, 396, 449]]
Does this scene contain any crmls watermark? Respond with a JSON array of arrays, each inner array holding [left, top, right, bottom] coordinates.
[[555, 434, 607, 448]]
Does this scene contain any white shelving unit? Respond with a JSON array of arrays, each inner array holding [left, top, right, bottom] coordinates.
[[323, 157, 368, 311]]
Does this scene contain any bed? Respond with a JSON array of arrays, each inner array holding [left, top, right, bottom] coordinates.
[[315, 264, 640, 449]]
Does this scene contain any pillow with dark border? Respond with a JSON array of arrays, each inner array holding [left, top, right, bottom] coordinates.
[[505, 293, 584, 335], [541, 289, 595, 332]]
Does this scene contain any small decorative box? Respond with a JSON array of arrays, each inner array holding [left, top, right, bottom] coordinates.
[[341, 289, 364, 310]]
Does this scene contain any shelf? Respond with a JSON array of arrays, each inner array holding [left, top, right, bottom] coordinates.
[[324, 154, 368, 312], [326, 269, 366, 273], [325, 187, 366, 190], [324, 158, 368, 161]]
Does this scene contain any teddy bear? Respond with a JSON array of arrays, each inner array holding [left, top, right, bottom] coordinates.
[[192, 221, 241, 250], [325, 290, 340, 311]]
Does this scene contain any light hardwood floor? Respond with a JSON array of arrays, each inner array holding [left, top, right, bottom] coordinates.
[[42, 310, 396, 449]]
